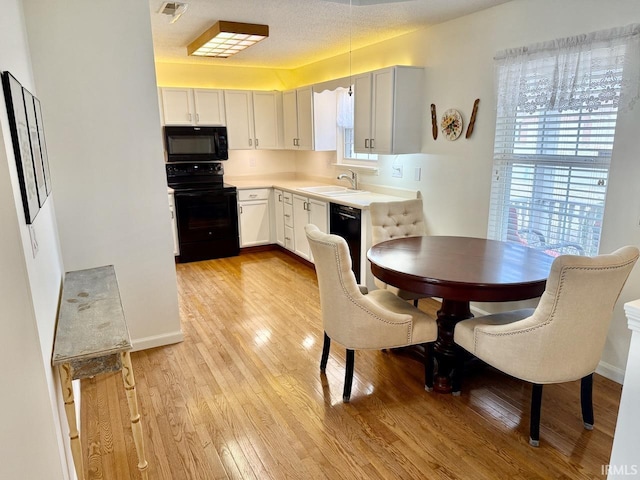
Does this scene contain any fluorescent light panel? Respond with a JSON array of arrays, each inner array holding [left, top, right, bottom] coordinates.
[[188, 21, 269, 58]]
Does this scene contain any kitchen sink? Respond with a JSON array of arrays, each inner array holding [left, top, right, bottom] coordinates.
[[298, 186, 367, 197]]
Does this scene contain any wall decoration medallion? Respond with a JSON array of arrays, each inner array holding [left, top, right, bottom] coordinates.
[[441, 108, 463, 141]]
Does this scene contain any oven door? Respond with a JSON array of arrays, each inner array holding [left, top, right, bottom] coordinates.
[[174, 188, 239, 262]]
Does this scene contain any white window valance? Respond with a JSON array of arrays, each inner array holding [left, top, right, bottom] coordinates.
[[494, 24, 640, 114]]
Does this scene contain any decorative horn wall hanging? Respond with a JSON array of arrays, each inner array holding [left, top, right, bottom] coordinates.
[[430, 104, 438, 140], [466, 98, 479, 138]]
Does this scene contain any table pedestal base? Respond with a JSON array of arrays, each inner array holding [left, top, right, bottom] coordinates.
[[433, 299, 473, 394]]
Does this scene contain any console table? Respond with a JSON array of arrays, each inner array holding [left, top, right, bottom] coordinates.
[[52, 265, 148, 480]]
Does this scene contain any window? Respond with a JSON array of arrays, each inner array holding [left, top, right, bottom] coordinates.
[[488, 25, 640, 256], [336, 88, 377, 164]]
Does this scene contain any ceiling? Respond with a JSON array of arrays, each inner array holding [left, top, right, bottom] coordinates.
[[149, 0, 513, 69]]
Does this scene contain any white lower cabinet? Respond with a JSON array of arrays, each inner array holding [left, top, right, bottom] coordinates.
[[238, 189, 271, 247], [169, 191, 179, 256], [292, 194, 328, 261]]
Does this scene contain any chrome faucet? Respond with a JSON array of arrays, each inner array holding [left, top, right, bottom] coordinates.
[[337, 169, 358, 190]]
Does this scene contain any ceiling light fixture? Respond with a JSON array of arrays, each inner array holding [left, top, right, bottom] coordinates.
[[187, 21, 269, 58]]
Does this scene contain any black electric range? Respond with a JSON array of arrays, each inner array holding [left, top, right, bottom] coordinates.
[[167, 162, 239, 262]]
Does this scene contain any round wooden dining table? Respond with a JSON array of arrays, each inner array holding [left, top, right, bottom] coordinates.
[[367, 236, 555, 394]]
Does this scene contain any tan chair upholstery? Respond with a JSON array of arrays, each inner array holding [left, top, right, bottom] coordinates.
[[369, 199, 428, 304], [305, 224, 438, 402], [454, 246, 639, 446]]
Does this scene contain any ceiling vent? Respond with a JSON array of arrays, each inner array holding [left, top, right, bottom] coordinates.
[[159, 2, 189, 23]]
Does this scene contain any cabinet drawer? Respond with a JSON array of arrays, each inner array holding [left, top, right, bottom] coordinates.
[[284, 203, 293, 227], [282, 190, 293, 204], [238, 189, 270, 201]]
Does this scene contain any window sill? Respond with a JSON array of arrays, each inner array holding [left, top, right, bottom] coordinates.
[[332, 163, 379, 175]]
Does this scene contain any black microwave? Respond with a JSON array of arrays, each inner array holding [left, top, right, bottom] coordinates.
[[164, 126, 228, 162]]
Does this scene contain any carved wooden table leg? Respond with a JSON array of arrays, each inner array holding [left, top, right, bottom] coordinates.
[[59, 363, 85, 480], [433, 299, 473, 394], [121, 351, 149, 479]]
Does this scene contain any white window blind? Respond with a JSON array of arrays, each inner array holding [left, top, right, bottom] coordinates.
[[488, 25, 640, 257]]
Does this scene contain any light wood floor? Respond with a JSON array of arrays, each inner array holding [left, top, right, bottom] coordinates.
[[81, 249, 621, 479]]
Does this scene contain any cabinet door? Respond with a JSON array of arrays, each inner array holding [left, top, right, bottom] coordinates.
[[282, 89, 298, 149], [161, 88, 194, 125], [239, 201, 270, 247], [370, 68, 394, 154], [292, 194, 310, 260], [308, 198, 328, 263], [296, 86, 314, 151], [274, 189, 285, 247], [224, 90, 255, 149], [353, 73, 373, 153], [253, 91, 281, 150], [308, 199, 328, 233], [193, 89, 225, 125]]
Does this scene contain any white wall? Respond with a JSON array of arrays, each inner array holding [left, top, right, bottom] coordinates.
[[0, 0, 69, 478], [22, 0, 182, 349]]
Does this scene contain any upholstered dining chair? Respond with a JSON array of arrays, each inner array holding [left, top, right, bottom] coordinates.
[[305, 224, 438, 402], [369, 198, 428, 306], [453, 246, 639, 447]]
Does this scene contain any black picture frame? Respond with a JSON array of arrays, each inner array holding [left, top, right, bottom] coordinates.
[[33, 96, 52, 196], [2, 71, 39, 223], [23, 88, 47, 207]]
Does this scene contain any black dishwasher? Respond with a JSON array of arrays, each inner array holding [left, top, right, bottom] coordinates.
[[330, 203, 362, 282]]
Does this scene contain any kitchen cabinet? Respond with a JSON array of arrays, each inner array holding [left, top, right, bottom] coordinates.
[[274, 189, 285, 247], [292, 194, 328, 261], [252, 91, 282, 150], [282, 87, 314, 150], [224, 90, 282, 150], [160, 87, 225, 126], [353, 66, 424, 155], [224, 90, 254, 149], [238, 189, 271, 247], [168, 191, 179, 256]]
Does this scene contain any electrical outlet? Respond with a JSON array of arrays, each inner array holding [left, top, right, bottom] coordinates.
[[414, 167, 422, 181], [392, 165, 403, 178]]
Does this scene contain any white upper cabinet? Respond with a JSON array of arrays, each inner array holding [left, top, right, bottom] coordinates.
[[224, 90, 255, 150], [282, 87, 314, 150], [353, 66, 424, 155], [160, 87, 225, 126], [192, 89, 226, 125], [225, 90, 282, 150], [252, 91, 282, 150]]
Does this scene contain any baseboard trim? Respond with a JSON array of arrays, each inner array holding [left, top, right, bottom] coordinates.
[[596, 360, 625, 384], [131, 330, 184, 352]]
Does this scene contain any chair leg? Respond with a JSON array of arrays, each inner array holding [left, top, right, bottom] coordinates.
[[413, 299, 419, 307], [320, 332, 331, 372], [424, 343, 434, 392], [451, 350, 464, 396], [529, 384, 543, 447], [343, 349, 355, 403], [581, 374, 594, 430]]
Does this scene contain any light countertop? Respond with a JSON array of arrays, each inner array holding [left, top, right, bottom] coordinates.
[[227, 178, 414, 209]]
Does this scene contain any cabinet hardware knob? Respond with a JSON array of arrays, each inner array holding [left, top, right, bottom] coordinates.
[[364, 139, 369, 148]]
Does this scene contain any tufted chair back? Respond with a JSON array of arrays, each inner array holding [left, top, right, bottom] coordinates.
[[370, 199, 426, 245], [369, 199, 427, 298], [455, 245, 639, 384]]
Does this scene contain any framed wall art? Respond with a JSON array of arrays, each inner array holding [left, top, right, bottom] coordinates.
[[2, 71, 40, 223], [33, 96, 52, 196], [23, 88, 47, 206]]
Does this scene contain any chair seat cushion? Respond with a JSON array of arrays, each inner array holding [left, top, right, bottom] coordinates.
[[367, 290, 437, 345]]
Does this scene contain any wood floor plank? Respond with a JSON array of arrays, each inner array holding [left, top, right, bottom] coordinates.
[[81, 249, 621, 479]]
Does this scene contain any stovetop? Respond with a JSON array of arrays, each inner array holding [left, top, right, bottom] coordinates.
[[166, 162, 235, 191]]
